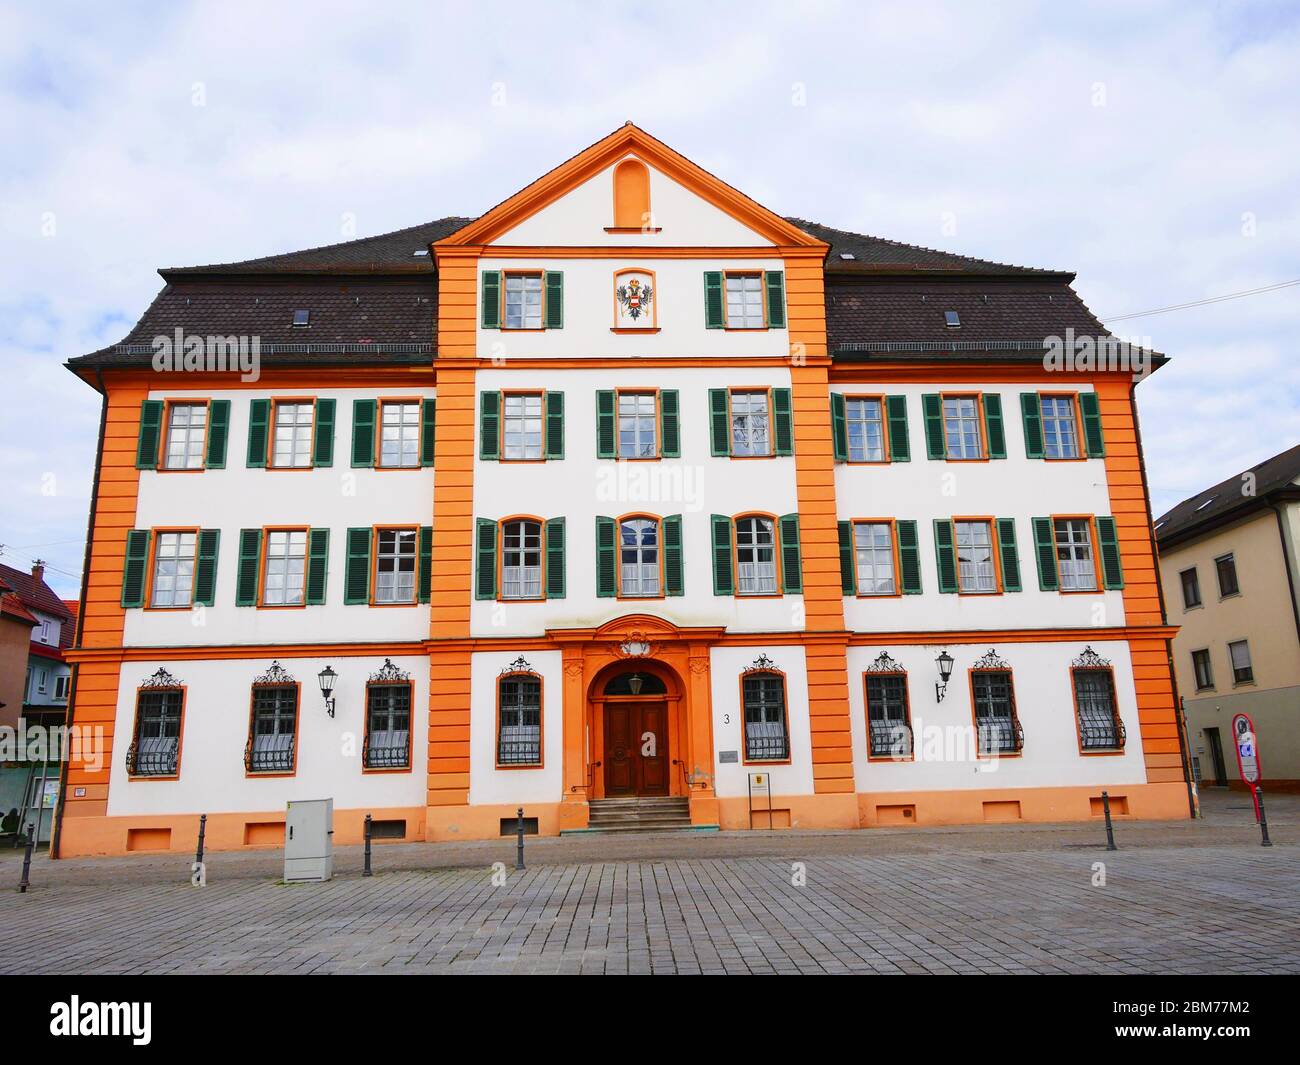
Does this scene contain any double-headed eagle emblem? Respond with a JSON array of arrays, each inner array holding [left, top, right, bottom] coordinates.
[[616, 277, 654, 320]]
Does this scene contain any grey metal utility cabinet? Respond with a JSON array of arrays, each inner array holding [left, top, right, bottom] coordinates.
[[284, 798, 333, 882]]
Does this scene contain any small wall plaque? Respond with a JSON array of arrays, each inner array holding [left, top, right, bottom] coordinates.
[[718, 750, 739, 764]]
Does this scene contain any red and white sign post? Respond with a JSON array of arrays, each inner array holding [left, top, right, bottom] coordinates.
[[1231, 712, 1272, 847]]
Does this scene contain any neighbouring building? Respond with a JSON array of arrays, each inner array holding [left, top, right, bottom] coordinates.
[[55, 125, 1190, 857], [1155, 443, 1300, 789]]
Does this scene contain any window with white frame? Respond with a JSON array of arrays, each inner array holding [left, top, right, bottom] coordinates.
[[501, 520, 542, 600], [854, 522, 896, 595], [955, 521, 996, 593], [34, 668, 47, 696], [503, 273, 543, 329], [1054, 518, 1097, 591], [162, 403, 208, 470], [1040, 396, 1080, 459], [263, 530, 307, 606], [379, 401, 421, 468], [150, 531, 196, 608], [375, 529, 417, 604], [741, 670, 789, 761], [1228, 640, 1253, 684], [502, 393, 543, 460], [497, 673, 541, 765], [271, 401, 314, 468], [619, 518, 660, 597], [846, 397, 885, 462], [724, 274, 764, 328], [617, 392, 658, 459], [730, 391, 771, 457], [942, 396, 982, 459], [735, 517, 778, 595]]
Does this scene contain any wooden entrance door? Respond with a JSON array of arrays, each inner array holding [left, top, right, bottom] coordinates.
[[603, 701, 668, 796]]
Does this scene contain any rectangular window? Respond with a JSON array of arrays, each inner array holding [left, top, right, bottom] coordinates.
[[503, 273, 543, 329], [1215, 553, 1239, 597], [854, 522, 896, 595], [971, 670, 1021, 755], [1074, 669, 1123, 751], [375, 529, 417, 604], [54, 675, 69, 700], [617, 392, 658, 459], [498, 675, 542, 765], [247, 685, 297, 773], [730, 390, 771, 457], [1192, 648, 1214, 691], [735, 516, 777, 595], [1180, 567, 1201, 609], [1228, 640, 1253, 684], [162, 403, 208, 470], [619, 517, 660, 597], [742, 672, 789, 761], [262, 529, 307, 606], [1040, 395, 1080, 459], [379, 401, 422, 468], [501, 520, 542, 600], [150, 531, 197, 608], [724, 273, 765, 328], [502, 393, 544, 460], [128, 688, 183, 776], [955, 520, 996, 593], [1054, 518, 1097, 591], [365, 684, 411, 769], [846, 397, 886, 462], [943, 396, 983, 459], [865, 673, 912, 758], [271, 401, 314, 468], [35, 668, 47, 695]]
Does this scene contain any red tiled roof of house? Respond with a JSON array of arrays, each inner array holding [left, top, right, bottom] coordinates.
[[1, 592, 38, 627], [0, 564, 72, 621]]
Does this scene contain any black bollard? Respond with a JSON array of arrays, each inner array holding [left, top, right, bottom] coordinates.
[[515, 807, 525, 871], [363, 814, 373, 877], [18, 824, 34, 893], [1256, 785, 1273, 848], [195, 813, 207, 867], [1101, 790, 1117, 851]]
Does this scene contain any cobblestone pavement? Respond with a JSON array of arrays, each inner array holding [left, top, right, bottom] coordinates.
[[1, 791, 1295, 974]]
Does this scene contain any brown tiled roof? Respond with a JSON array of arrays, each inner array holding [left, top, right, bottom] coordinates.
[[0, 592, 38, 627], [0, 565, 73, 621], [1156, 443, 1300, 549]]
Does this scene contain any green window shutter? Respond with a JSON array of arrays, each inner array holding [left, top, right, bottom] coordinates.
[[481, 270, 501, 329], [703, 271, 724, 329], [886, 395, 910, 462], [306, 528, 330, 605], [194, 529, 221, 607], [344, 527, 372, 605], [838, 520, 855, 594], [897, 520, 922, 594], [545, 518, 566, 599], [474, 519, 497, 600], [1096, 516, 1124, 589], [708, 388, 730, 456], [1032, 517, 1058, 591], [135, 400, 163, 469], [830, 393, 847, 462], [1020, 393, 1045, 459], [417, 525, 433, 603], [922, 394, 945, 459], [1079, 392, 1106, 457], [996, 518, 1021, 592], [236, 528, 263, 607], [544, 271, 564, 329], [313, 398, 336, 468], [246, 399, 270, 468], [120, 529, 151, 608], [764, 270, 786, 328], [595, 517, 617, 598], [420, 398, 436, 466], [933, 519, 957, 593], [351, 399, 376, 468], [663, 515, 684, 596], [660, 390, 680, 458], [479, 391, 500, 461], [595, 390, 616, 459], [779, 514, 803, 594], [544, 392, 564, 460], [772, 389, 794, 456], [205, 400, 230, 469], [982, 394, 1006, 459], [711, 515, 734, 596]]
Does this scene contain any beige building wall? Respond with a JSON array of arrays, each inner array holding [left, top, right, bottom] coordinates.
[[0, 617, 33, 730], [1159, 508, 1300, 786]]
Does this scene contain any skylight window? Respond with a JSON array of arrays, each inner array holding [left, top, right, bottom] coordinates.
[[292, 309, 310, 327], [839, 252, 856, 260], [944, 310, 961, 327], [413, 249, 429, 257], [1195, 496, 1216, 512]]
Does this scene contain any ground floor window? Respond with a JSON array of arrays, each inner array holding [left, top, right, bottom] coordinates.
[[365, 663, 411, 769], [1072, 649, 1124, 751], [864, 654, 912, 758], [971, 654, 1022, 755], [498, 670, 542, 766], [742, 664, 789, 761], [126, 674, 183, 776], [246, 665, 298, 773]]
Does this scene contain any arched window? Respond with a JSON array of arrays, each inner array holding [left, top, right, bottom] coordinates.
[[741, 667, 789, 762], [613, 159, 651, 230], [619, 517, 660, 597], [735, 517, 777, 595], [498, 669, 542, 766], [603, 671, 667, 696], [501, 519, 543, 600]]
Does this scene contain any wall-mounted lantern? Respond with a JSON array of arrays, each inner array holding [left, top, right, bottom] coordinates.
[[935, 650, 955, 702], [318, 665, 338, 718]]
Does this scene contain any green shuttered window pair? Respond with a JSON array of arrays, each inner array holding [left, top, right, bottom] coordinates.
[[932, 518, 1021, 594], [481, 271, 564, 329], [135, 400, 231, 469], [246, 398, 337, 468], [702, 271, 785, 329], [837, 520, 922, 594], [594, 515, 683, 597], [351, 398, 436, 467], [708, 388, 793, 457], [340, 527, 434, 605], [710, 514, 802, 596], [830, 394, 911, 462], [1031, 516, 1124, 591], [474, 518, 567, 600], [1020, 392, 1105, 459], [594, 390, 679, 459], [479, 391, 564, 461], [120, 528, 221, 608], [922, 393, 1006, 460], [234, 528, 332, 606]]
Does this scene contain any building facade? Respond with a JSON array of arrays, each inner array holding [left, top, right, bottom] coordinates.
[[55, 126, 1190, 857], [1156, 444, 1300, 789]]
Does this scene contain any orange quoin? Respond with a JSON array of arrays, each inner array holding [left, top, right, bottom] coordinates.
[[54, 124, 1191, 858]]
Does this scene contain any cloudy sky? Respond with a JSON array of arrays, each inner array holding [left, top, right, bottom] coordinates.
[[2, 0, 1297, 598]]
